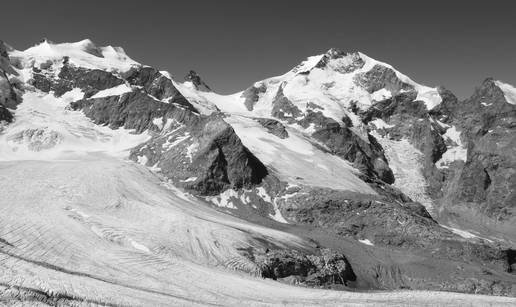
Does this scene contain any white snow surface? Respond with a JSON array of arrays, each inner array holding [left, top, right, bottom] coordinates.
[[91, 83, 133, 98], [495, 80, 516, 105], [9, 39, 139, 73], [436, 125, 468, 169], [359, 239, 374, 246], [225, 114, 376, 194], [0, 90, 150, 160]]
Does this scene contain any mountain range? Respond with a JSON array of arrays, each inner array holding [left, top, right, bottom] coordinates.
[[1, 38, 515, 306]]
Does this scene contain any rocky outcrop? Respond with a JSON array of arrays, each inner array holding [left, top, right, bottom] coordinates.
[[0, 104, 12, 123], [438, 79, 516, 242], [184, 70, 212, 92], [0, 41, 22, 111], [125, 66, 196, 111], [312, 124, 394, 184], [255, 118, 288, 138], [300, 49, 364, 74], [270, 84, 303, 121], [241, 82, 267, 111], [361, 92, 447, 196], [130, 114, 268, 195], [355, 64, 413, 94], [252, 248, 356, 287], [31, 59, 124, 98]]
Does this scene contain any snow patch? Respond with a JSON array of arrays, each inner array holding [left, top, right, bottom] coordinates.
[[208, 189, 238, 209], [358, 239, 374, 246], [369, 118, 394, 130], [370, 88, 392, 101], [441, 225, 493, 243], [90, 84, 133, 99], [180, 177, 197, 183], [185, 142, 199, 162], [494, 80, 516, 105], [436, 126, 467, 169]]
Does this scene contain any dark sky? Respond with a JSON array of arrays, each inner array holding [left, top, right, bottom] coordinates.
[[1, 0, 515, 98]]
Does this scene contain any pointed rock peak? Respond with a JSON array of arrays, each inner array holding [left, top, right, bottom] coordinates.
[[0, 40, 9, 58], [38, 37, 54, 45], [468, 77, 507, 105], [184, 70, 212, 92]]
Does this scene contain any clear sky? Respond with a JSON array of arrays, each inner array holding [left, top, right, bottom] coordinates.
[[1, 0, 515, 98]]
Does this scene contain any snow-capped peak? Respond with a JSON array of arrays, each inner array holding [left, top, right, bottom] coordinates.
[[494, 80, 516, 105], [9, 38, 139, 73]]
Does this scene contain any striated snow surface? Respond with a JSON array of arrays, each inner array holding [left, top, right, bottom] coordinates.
[[1, 156, 514, 306]]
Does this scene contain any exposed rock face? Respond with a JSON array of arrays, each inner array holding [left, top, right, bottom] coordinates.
[[361, 91, 447, 196], [0, 41, 22, 111], [312, 124, 394, 184], [255, 118, 288, 139], [270, 84, 303, 121], [0, 104, 12, 123], [312, 49, 365, 73], [266, 84, 394, 183], [130, 114, 268, 195], [241, 82, 267, 111], [252, 248, 356, 287], [438, 78, 516, 241], [355, 64, 413, 94], [184, 70, 212, 92], [125, 66, 197, 111], [71, 91, 177, 133], [31, 59, 124, 98]]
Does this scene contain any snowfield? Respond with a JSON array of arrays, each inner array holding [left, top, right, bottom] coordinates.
[[0, 91, 150, 160], [225, 114, 376, 193], [1, 156, 515, 306]]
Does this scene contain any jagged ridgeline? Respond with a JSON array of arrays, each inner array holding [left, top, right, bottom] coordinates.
[[0, 38, 516, 305]]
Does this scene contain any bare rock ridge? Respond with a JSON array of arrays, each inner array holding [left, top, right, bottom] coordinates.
[[184, 69, 212, 91], [1, 39, 516, 300], [0, 40, 21, 121]]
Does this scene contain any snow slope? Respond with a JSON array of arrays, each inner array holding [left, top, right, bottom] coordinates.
[[225, 114, 376, 193], [1, 156, 514, 306], [9, 39, 139, 73], [0, 90, 150, 160]]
